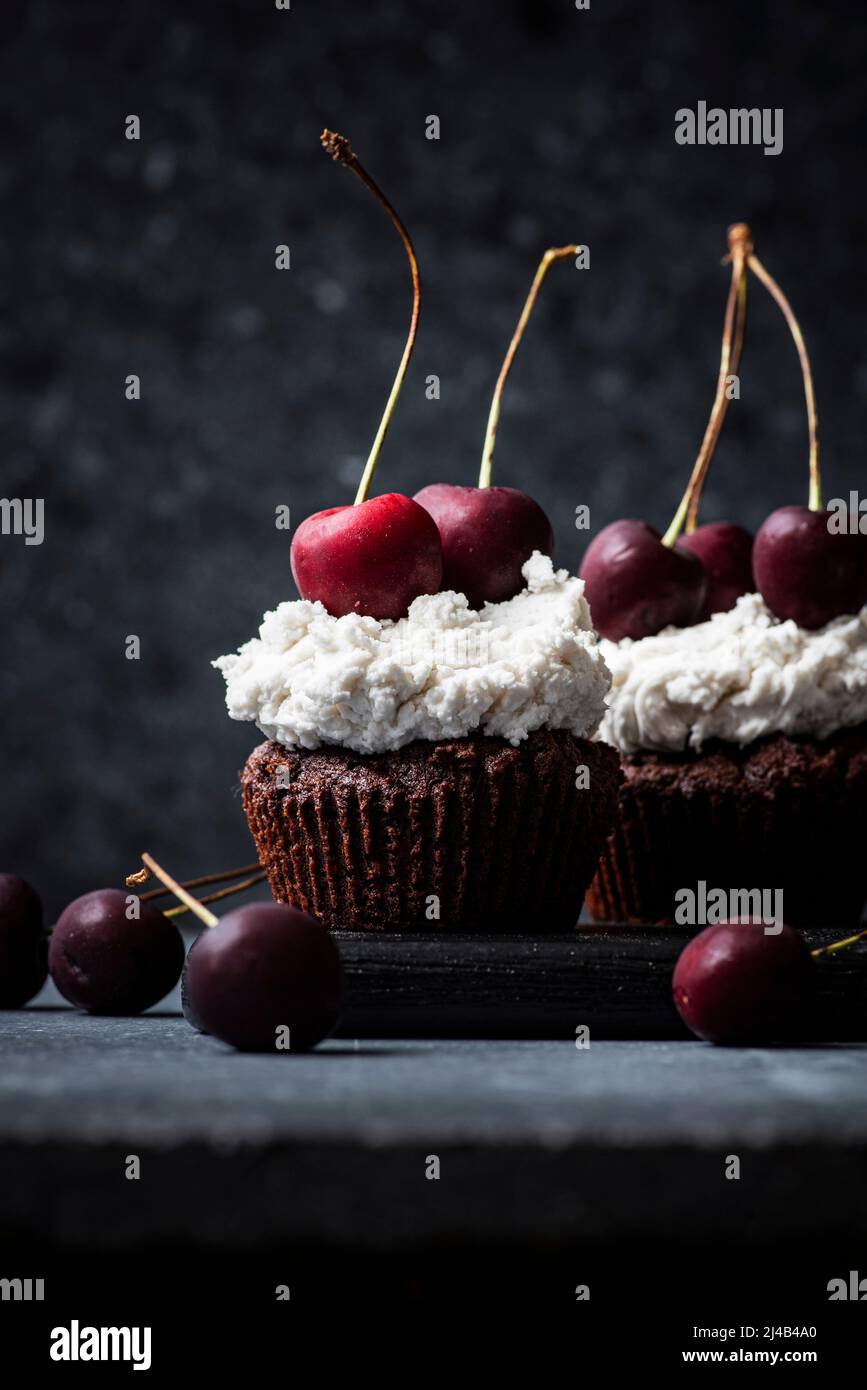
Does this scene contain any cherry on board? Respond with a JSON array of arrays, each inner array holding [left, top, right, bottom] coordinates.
[[672, 919, 814, 1044]]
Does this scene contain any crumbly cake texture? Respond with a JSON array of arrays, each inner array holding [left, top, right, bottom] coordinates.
[[586, 722, 867, 929], [242, 730, 622, 932]]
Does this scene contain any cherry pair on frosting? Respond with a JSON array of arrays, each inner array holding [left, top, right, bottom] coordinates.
[[581, 224, 867, 642], [290, 130, 560, 620], [581, 224, 753, 640]]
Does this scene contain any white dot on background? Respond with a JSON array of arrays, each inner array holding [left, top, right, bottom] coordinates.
[[314, 280, 348, 315]]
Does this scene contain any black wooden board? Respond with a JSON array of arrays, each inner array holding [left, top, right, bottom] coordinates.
[[332, 925, 867, 1039]]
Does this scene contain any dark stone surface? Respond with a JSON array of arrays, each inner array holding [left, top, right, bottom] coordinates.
[[2, 1011, 867, 1250], [4, 1012, 867, 1149], [2, 0, 867, 916]]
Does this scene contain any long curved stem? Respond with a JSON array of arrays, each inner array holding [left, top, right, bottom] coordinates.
[[137, 861, 262, 901], [685, 264, 748, 533], [321, 130, 421, 506], [663, 224, 751, 548], [479, 245, 580, 489], [746, 250, 821, 511], [163, 874, 267, 918]]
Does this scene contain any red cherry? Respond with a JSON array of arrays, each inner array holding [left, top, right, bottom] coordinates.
[[753, 504, 867, 629], [182, 902, 343, 1053], [579, 519, 707, 641], [741, 238, 867, 628], [672, 918, 814, 1044], [290, 492, 442, 621], [413, 483, 553, 607], [296, 134, 434, 622], [137, 854, 343, 1052], [678, 521, 754, 619], [49, 889, 185, 1016], [412, 247, 573, 609]]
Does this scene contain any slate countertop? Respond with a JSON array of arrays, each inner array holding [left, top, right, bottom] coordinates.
[[3, 1007, 867, 1252]]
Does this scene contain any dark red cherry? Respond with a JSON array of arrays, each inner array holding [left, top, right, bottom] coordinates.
[[181, 902, 343, 1053], [678, 522, 750, 619], [290, 492, 442, 621], [0, 873, 48, 1008], [49, 888, 185, 1015], [413, 483, 554, 607], [678, 521, 754, 619], [579, 519, 707, 641], [752, 504, 867, 629], [672, 919, 814, 1044], [180, 935, 208, 1033]]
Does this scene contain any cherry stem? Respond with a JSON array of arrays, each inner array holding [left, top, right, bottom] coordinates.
[[479, 245, 580, 489], [746, 249, 821, 512], [163, 874, 267, 919], [685, 259, 748, 533], [139, 852, 219, 929], [321, 130, 421, 507], [810, 925, 867, 959], [663, 224, 752, 548], [137, 861, 262, 902]]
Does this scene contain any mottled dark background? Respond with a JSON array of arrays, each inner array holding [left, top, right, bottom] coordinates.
[[2, 0, 866, 918]]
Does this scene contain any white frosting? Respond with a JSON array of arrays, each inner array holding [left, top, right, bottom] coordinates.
[[599, 592, 867, 754], [214, 552, 612, 754]]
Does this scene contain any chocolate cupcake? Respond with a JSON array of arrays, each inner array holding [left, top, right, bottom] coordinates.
[[588, 593, 867, 929], [216, 553, 620, 932], [242, 730, 620, 932]]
